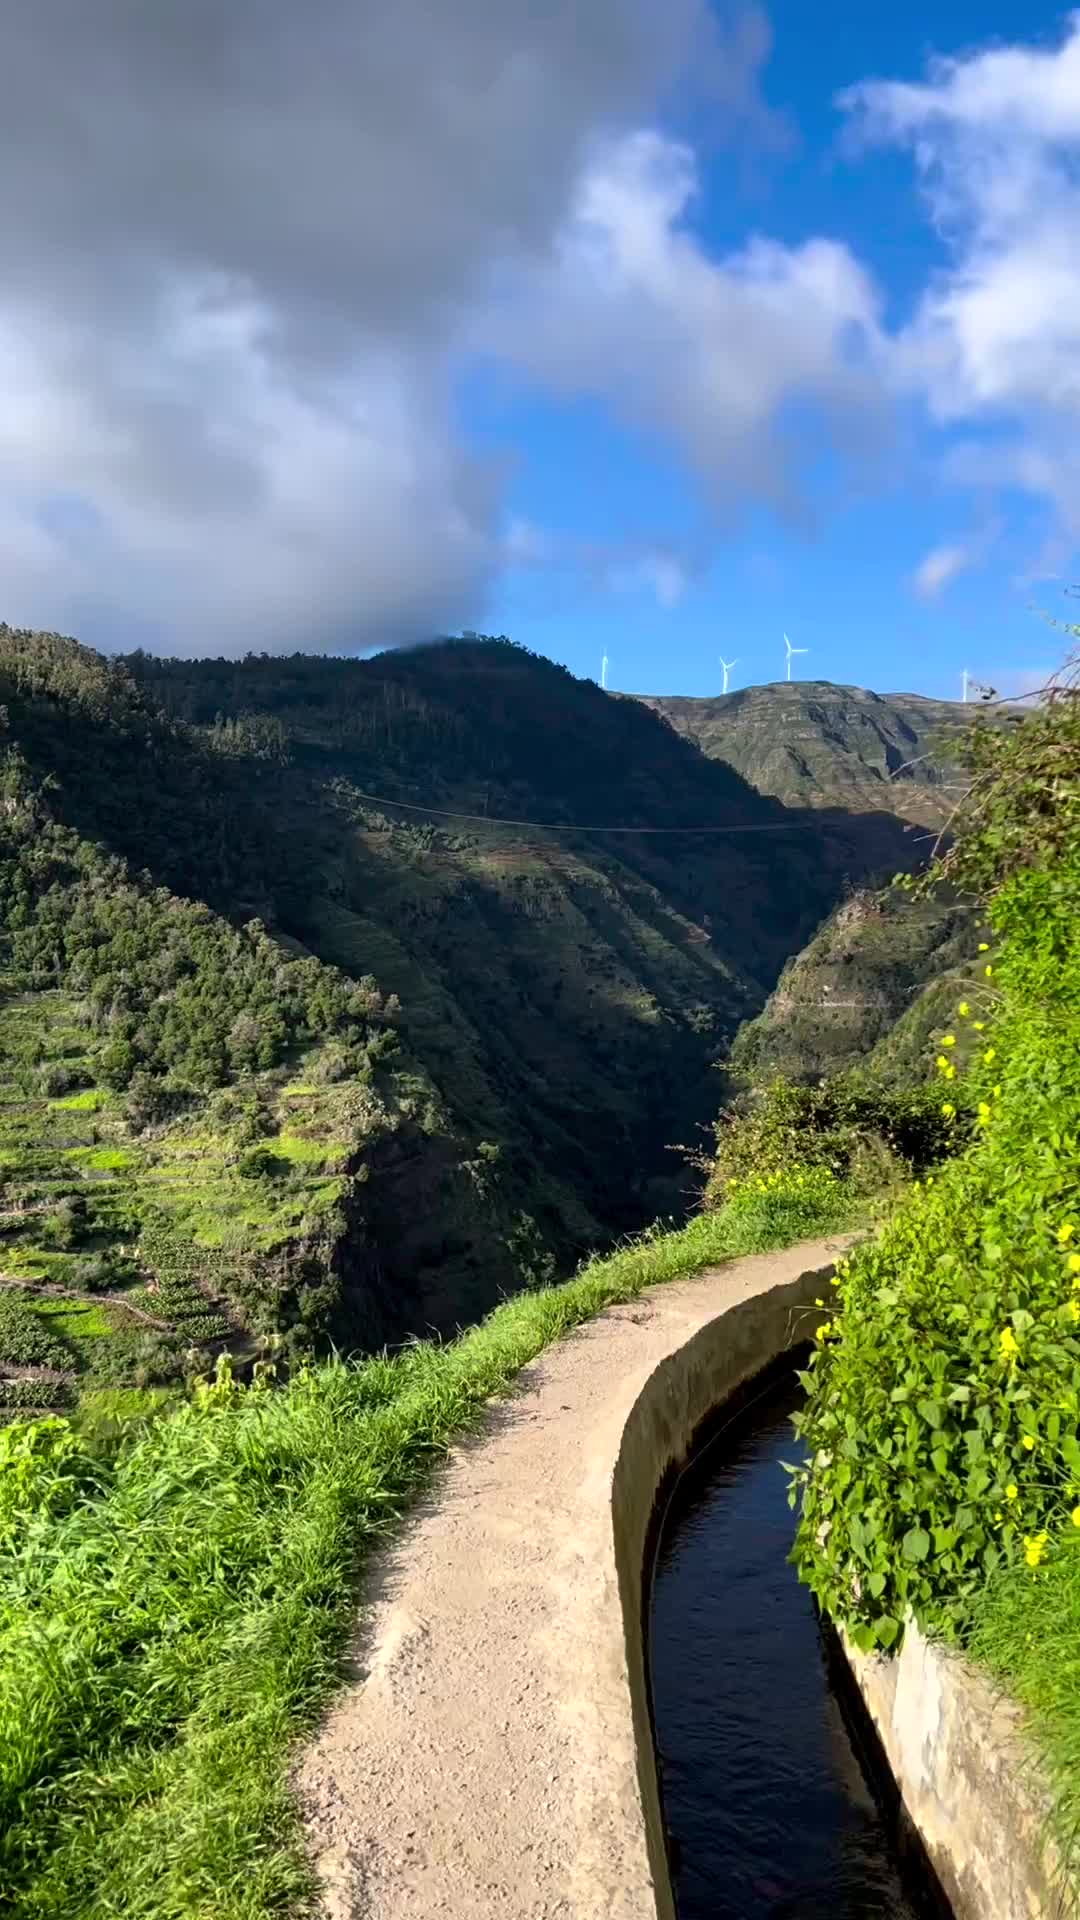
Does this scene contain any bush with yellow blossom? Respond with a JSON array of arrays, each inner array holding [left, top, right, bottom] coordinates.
[[791, 655, 1080, 1653]]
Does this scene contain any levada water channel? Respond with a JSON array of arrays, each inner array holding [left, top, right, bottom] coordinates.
[[647, 1361, 952, 1920]]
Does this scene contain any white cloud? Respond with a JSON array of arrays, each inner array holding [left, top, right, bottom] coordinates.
[[841, 16, 1080, 552], [912, 542, 975, 599], [910, 516, 1001, 598], [0, 0, 761, 654], [9, 7, 1080, 655], [605, 550, 690, 607], [476, 130, 888, 527]]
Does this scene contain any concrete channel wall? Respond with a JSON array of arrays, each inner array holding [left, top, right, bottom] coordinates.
[[614, 1266, 1067, 1920], [843, 1627, 1066, 1919], [611, 1259, 843, 1920]]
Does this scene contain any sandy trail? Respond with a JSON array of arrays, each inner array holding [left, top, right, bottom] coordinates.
[[295, 1234, 855, 1920]]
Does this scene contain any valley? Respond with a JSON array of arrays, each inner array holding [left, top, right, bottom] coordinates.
[[0, 627, 963, 1418]]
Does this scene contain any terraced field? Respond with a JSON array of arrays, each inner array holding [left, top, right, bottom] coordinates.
[[0, 978, 361, 1419]]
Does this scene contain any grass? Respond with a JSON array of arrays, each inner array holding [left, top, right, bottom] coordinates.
[[34, 1300, 116, 1340], [0, 1173, 861, 1919], [967, 1532, 1080, 1893]]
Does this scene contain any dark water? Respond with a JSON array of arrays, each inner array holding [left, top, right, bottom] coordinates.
[[649, 1370, 936, 1920]]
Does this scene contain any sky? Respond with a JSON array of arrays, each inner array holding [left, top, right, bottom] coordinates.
[[2, 4, 1080, 700]]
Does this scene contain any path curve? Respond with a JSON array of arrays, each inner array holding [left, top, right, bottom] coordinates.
[[296, 1233, 857, 1920]]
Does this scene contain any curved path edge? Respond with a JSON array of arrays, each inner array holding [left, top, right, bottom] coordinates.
[[295, 1233, 859, 1919]]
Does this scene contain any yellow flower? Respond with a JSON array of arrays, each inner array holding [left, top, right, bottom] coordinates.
[[1022, 1434, 1036, 1450], [958, 1001, 970, 1017], [973, 1020, 985, 1031], [815, 1297, 825, 1307], [943, 1063, 956, 1080], [935, 1054, 949, 1071], [942, 1033, 956, 1047], [1068, 1253, 1080, 1273], [978, 942, 990, 951], [941, 1102, 955, 1118], [984, 1047, 996, 1063], [999, 1325, 1020, 1361], [1006, 1483, 1019, 1501], [926, 1175, 934, 1185], [1072, 1506, 1080, 1529], [1058, 1223, 1077, 1246], [1024, 1532, 1048, 1568], [977, 1101, 992, 1124], [985, 964, 993, 976]]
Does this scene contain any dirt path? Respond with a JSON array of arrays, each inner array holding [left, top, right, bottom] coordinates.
[[295, 1234, 857, 1920]]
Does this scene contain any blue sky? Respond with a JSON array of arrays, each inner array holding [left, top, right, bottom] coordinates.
[[477, 2, 1075, 700], [2, 3, 1078, 699]]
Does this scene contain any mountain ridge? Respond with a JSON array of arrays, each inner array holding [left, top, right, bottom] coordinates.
[[632, 678, 979, 826]]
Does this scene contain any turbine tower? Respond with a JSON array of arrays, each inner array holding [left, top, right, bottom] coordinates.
[[719, 655, 738, 695], [784, 633, 808, 682], [601, 652, 609, 691]]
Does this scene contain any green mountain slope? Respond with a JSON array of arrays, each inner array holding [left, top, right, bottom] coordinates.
[[635, 679, 976, 826], [728, 882, 984, 1086], [0, 628, 929, 1412]]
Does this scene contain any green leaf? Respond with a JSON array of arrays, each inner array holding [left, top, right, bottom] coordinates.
[[875, 1615, 900, 1650], [867, 1570, 887, 1599], [902, 1526, 930, 1563]]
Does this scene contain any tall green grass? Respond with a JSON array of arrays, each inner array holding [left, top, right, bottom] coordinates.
[[967, 1532, 1080, 1893], [0, 1173, 859, 1918]]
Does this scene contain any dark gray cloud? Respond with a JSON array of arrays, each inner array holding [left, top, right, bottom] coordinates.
[[2, 0, 767, 653]]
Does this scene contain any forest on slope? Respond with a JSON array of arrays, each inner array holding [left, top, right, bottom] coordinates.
[[0, 626, 938, 1414]]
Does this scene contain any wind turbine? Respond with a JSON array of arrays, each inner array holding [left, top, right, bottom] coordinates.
[[601, 652, 609, 691], [719, 655, 738, 695], [784, 633, 808, 682]]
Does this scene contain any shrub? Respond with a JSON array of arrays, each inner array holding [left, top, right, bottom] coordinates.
[[38, 1197, 89, 1251], [69, 1251, 134, 1293], [38, 1063, 90, 1098], [791, 649, 1080, 1651], [704, 1071, 961, 1207], [0, 1297, 71, 1371], [720, 1164, 859, 1248]]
